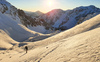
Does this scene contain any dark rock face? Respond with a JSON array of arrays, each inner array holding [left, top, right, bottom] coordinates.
[[18, 9, 50, 29]]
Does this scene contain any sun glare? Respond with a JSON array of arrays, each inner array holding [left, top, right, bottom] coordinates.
[[43, 0, 58, 12], [48, 1, 52, 6]]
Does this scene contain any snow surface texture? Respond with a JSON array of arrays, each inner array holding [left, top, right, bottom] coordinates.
[[0, 14, 100, 62], [0, 29, 17, 50]]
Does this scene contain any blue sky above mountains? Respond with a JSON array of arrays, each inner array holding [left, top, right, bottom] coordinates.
[[6, 0, 100, 13]]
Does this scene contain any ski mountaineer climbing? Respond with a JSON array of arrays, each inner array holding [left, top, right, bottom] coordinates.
[[25, 46, 28, 53]]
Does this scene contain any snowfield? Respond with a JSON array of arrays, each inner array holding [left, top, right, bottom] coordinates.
[[31, 14, 100, 47], [0, 29, 17, 50], [1, 0, 100, 62], [0, 14, 100, 62]]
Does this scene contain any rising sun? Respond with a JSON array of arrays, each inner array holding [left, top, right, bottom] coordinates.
[[48, 1, 53, 7]]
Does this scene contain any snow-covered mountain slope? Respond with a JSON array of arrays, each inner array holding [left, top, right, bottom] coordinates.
[[24, 11, 44, 18], [24, 9, 65, 33], [1, 0, 100, 62], [26, 14, 100, 47], [2, 0, 100, 34], [0, 12, 44, 42], [53, 5, 100, 29], [0, 0, 21, 24], [18, 9, 52, 34], [41, 9, 65, 24], [34, 25, 100, 62], [24, 5, 100, 32], [1, 14, 100, 62], [0, 0, 51, 34], [0, 0, 52, 42], [34, 5, 100, 31], [0, 30, 17, 50]]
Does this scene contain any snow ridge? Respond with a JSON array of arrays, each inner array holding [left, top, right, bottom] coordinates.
[[53, 5, 100, 29]]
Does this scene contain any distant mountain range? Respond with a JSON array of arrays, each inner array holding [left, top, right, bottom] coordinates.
[[24, 11, 44, 18], [0, 0, 100, 34], [25, 5, 100, 31]]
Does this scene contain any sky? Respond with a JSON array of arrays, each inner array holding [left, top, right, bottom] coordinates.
[[6, 0, 100, 13]]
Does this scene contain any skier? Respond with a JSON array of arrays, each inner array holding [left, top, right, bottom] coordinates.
[[25, 46, 28, 53]]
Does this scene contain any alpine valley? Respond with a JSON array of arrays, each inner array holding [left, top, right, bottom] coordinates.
[[0, 0, 100, 62]]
